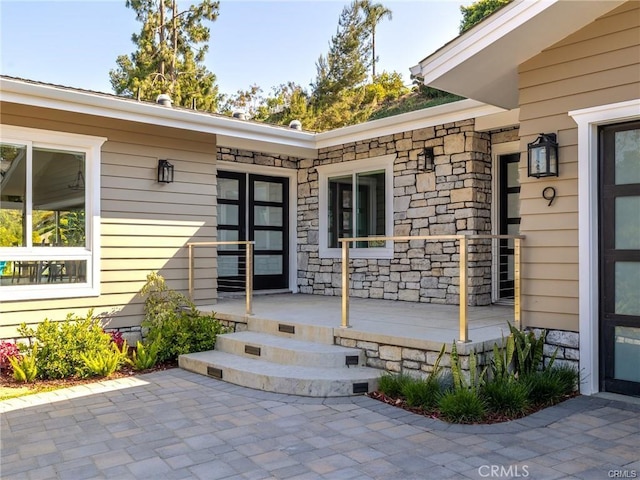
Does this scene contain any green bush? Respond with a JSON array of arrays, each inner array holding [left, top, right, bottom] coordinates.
[[377, 373, 412, 398], [81, 342, 128, 378], [482, 378, 530, 417], [523, 369, 566, 407], [438, 388, 487, 424], [8, 345, 38, 382], [140, 272, 229, 362], [127, 340, 160, 371], [17, 310, 113, 379], [401, 378, 442, 410]]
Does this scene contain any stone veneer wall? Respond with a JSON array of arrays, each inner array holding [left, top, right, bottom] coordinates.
[[298, 121, 520, 306], [217, 147, 300, 169]]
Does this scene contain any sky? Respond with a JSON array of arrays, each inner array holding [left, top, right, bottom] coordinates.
[[0, 0, 470, 99]]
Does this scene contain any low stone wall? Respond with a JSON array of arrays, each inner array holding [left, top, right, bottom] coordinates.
[[531, 327, 580, 370]]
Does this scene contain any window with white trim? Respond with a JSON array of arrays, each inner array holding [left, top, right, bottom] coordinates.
[[0, 125, 105, 301], [318, 154, 395, 258]]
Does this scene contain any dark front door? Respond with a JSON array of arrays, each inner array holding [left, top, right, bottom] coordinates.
[[217, 171, 288, 292], [599, 120, 640, 397], [498, 153, 521, 301]]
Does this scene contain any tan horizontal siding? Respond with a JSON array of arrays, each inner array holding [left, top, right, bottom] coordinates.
[[517, 1, 640, 332], [0, 103, 218, 337]]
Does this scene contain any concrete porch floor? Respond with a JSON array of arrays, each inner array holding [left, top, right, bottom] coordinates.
[[199, 293, 515, 351]]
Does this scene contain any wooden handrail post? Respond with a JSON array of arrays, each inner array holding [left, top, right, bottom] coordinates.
[[341, 240, 351, 328], [514, 237, 522, 331], [459, 236, 469, 342]]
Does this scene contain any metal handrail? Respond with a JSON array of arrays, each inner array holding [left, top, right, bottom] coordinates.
[[338, 234, 525, 342], [186, 240, 255, 315]]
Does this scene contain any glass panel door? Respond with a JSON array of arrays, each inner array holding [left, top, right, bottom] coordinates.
[[600, 120, 640, 396], [217, 172, 245, 293], [498, 153, 520, 301]]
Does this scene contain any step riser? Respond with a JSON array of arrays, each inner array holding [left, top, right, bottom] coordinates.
[[215, 336, 366, 368], [247, 317, 335, 344], [179, 354, 378, 397]]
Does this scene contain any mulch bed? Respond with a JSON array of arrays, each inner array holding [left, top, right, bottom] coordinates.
[[367, 390, 579, 425], [0, 360, 178, 394]]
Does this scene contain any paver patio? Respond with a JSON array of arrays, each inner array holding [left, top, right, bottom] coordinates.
[[1, 369, 638, 479]]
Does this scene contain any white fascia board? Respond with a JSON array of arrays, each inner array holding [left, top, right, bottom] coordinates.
[[315, 99, 505, 149], [0, 78, 316, 156], [475, 108, 520, 132]]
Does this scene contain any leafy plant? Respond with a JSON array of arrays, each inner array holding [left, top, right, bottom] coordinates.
[[107, 330, 125, 350], [9, 345, 38, 382], [0, 340, 21, 371], [127, 341, 160, 371], [549, 364, 580, 394], [523, 369, 566, 407], [81, 342, 128, 378], [438, 388, 487, 424], [450, 341, 487, 392], [377, 372, 412, 398], [140, 272, 229, 362], [490, 334, 515, 381], [401, 378, 442, 410], [482, 378, 530, 417], [17, 310, 113, 379], [508, 322, 556, 376]]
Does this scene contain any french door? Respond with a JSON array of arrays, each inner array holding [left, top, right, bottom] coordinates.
[[599, 120, 640, 396], [497, 153, 521, 301], [217, 171, 288, 292]]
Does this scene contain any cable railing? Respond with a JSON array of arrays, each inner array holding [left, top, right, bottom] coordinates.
[[187, 241, 255, 315], [338, 234, 524, 342]]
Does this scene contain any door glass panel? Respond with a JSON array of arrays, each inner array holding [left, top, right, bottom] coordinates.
[[218, 256, 239, 276], [254, 206, 282, 227], [218, 178, 239, 200], [507, 192, 519, 219], [254, 181, 282, 203], [615, 129, 640, 185], [615, 261, 640, 316], [255, 254, 282, 275], [615, 196, 640, 249], [217, 229, 238, 250], [219, 204, 239, 225], [614, 326, 640, 382], [0, 143, 27, 247], [255, 230, 283, 250]]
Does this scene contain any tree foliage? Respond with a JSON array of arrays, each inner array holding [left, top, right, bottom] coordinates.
[[360, 1, 392, 79], [459, 0, 513, 33], [110, 0, 221, 111]]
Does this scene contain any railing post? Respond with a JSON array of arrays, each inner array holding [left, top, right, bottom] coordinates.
[[188, 244, 194, 301], [246, 242, 254, 315], [341, 240, 351, 328], [514, 237, 521, 331], [459, 236, 469, 342]]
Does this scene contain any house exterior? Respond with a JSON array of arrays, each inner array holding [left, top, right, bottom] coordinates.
[[1, 0, 638, 397]]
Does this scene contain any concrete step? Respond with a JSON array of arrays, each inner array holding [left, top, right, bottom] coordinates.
[[215, 331, 366, 367], [179, 350, 380, 397], [246, 317, 335, 344]]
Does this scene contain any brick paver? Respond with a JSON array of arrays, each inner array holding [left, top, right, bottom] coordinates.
[[1, 369, 638, 479]]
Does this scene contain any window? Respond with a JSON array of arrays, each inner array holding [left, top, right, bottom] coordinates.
[[0, 125, 105, 301], [318, 154, 394, 258]]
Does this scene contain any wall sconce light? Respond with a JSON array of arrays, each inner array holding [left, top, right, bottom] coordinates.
[[157, 159, 174, 183], [418, 147, 435, 172], [527, 133, 558, 178]]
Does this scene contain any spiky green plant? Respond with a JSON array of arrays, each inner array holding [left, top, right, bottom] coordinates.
[[450, 341, 487, 392], [491, 334, 515, 381], [9, 345, 38, 382], [80, 342, 127, 377], [508, 322, 556, 375], [127, 340, 159, 371]]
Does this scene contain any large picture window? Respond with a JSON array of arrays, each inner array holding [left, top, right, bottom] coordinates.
[[318, 154, 394, 258], [0, 126, 105, 301]]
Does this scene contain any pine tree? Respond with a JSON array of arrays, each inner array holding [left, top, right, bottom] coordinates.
[[109, 0, 220, 111]]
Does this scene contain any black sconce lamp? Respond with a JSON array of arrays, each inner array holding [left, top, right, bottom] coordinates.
[[527, 133, 558, 178], [157, 159, 174, 183], [418, 147, 435, 172]]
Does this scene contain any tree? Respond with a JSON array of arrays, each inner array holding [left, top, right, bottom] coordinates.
[[110, 0, 221, 111], [459, 0, 512, 33], [359, 1, 392, 79]]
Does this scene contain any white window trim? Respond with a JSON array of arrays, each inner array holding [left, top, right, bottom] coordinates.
[[490, 141, 520, 303], [569, 99, 640, 396], [0, 125, 106, 301], [318, 154, 395, 259]]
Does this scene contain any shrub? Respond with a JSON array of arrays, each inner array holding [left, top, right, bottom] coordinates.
[[549, 364, 580, 395], [0, 340, 21, 371], [17, 310, 113, 379], [9, 346, 38, 382], [523, 369, 566, 407], [377, 373, 412, 398], [81, 342, 128, 378], [401, 377, 442, 410], [107, 330, 125, 350], [482, 378, 530, 417], [127, 340, 159, 371], [438, 388, 487, 424], [508, 322, 556, 376], [140, 272, 229, 362]]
